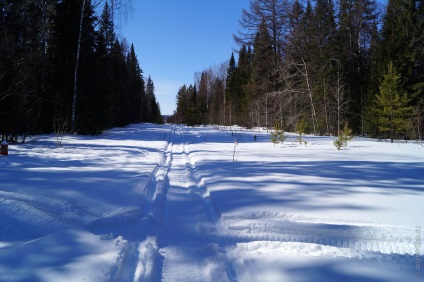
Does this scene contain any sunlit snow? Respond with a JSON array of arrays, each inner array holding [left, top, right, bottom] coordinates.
[[0, 124, 423, 281]]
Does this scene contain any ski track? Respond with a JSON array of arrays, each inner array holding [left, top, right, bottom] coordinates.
[[114, 126, 236, 282], [112, 126, 418, 282], [156, 128, 235, 282]]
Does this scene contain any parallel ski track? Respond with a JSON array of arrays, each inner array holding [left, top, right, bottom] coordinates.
[[113, 127, 175, 282], [115, 126, 238, 282], [158, 128, 237, 282]]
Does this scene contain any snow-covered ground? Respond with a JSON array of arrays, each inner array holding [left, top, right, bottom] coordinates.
[[0, 123, 423, 281]]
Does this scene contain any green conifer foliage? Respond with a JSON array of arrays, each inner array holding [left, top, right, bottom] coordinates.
[[334, 123, 353, 150], [375, 62, 413, 142], [270, 123, 287, 147], [295, 118, 308, 145]]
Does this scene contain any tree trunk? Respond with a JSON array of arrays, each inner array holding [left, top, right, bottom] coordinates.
[[72, 0, 87, 128], [302, 58, 317, 134]]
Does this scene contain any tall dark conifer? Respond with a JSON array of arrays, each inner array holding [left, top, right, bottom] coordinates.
[[127, 43, 145, 123], [251, 19, 274, 95], [337, 0, 379, 133]]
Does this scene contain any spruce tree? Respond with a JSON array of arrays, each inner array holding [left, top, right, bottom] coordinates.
[[375, 62, 413, 142], [127, 43, 145, 123], [251, 19, 275, 95], [185, 85, 201, 126], [225, 53, 238, 125]]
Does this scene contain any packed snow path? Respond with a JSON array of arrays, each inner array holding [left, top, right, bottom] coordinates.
[[157, 128, 232, 281], [132, 127, 234, 281]]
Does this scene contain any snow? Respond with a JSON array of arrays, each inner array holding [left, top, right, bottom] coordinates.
[[0, 123, 423, 281]]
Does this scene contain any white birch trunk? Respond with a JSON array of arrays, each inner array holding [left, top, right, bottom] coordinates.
[[302, 58, 317, 134], [72, 0, 86, 128]]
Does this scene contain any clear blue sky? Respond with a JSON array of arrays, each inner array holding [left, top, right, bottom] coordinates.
[[121, 1, 250, 115], [121, 0, 388, 116]]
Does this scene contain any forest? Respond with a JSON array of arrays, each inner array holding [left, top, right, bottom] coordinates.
[[0, 0, 162, 141], [171, 0, 424, 142]]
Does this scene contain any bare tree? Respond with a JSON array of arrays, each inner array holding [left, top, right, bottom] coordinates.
[[297, 57, 318, 135], [332, 59, 349, 136], [234, 0, 290, 67]]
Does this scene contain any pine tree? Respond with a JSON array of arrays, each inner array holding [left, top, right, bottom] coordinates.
[[334, 123, 353, 150], [296, 118, 308, 145], [375, 62, 413, 142], [270, 122, 287, 146]]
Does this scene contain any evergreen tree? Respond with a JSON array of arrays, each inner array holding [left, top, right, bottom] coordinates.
[[225, 52, 238, 124], [337, 0, 379, 134], [99, 1, 115, 54], [109, 39, 128, 126], [0, 0, 141, 137], [379, 0, 410, 89], [410, 0, 424, 140], [235, 45, 252, 125], [145, 77, 163, 124], [77, 1, 107, 134], [225, 47, 252, 126], [375, 62, 413, 142], [127, 43, 146, 123], [251, 19, 275, 96], [0, 1, 45, 139], [270, 122, 287, 146], [48, 0, 87, 132], [379, 0, 424, 139], [185, 85, 202, 126]]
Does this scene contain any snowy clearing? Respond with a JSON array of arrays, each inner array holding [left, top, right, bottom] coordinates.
[[0, 123, 423, 281]]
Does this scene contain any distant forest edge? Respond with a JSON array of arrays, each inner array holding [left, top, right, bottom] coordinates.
[[169, 0, 424, 143], [1, 0, 162, 141], [1, 1, 423, 144]]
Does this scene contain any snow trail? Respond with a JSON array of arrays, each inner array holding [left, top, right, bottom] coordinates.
[[103, 127, 176, 282], [112, 127, 235, 282], [157, 128, 234, 282]]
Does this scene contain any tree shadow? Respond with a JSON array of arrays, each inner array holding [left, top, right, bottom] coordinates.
[[190, 158, 424, 230]]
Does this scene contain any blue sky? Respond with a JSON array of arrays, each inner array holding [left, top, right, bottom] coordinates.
[[120, 0, 388, 115], [121, 1, 250, 115]]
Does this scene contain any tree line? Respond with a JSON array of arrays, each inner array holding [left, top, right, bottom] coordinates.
[[0, 0, 162, 141], [171, 0, 424, 142]]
